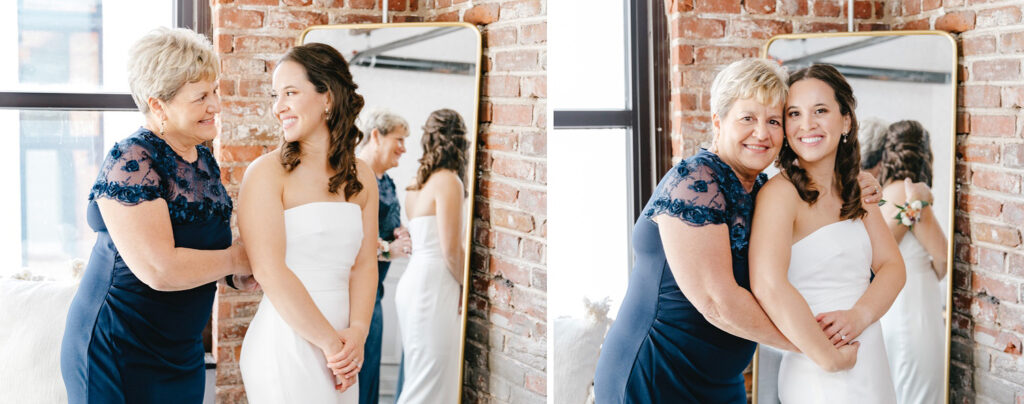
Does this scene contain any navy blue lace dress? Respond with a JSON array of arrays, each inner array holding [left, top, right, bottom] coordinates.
[[594, 149, 766, 403], [360, 172, 403, 404], [60, 128, 232, 403]]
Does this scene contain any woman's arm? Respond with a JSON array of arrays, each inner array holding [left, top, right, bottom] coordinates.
[[913, 207, 948, 279], [657, 214, 797, 353], [98, 198, 249, 291], [434, 170, 467, 285], [329, 160, 381, 379], [879, 180, 945, 279], [748, 180, 858, 372], [237, 156, 343, 357]]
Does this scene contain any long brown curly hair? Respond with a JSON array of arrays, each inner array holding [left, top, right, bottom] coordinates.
[[777, 64, 866, 220], [277, 43, 365, 199], [879, 120, 933, 187], [407, 109, 468, 194]]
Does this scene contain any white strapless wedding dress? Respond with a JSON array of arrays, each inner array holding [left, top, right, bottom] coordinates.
[[239, 202, 362, 404], [879, 234, 944, 404], [778, 219, 897, 404], [394, 216, 461, 404]]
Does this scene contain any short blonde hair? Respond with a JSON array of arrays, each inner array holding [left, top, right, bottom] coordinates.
[[127, 27, 218, 114], [357, 108, 409, 146], [709, 58, 788, 120]]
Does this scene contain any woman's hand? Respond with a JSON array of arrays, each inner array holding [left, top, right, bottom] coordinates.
[[230, 242, 252, 275], [830, 341, 861, 372], [816, 307, 871, 347], [326, 326, 368, 379], [903, 178, 934, 205], [231, 274, 260, 291], [858, 171, 883, 205], [388, 235, 412, 260]]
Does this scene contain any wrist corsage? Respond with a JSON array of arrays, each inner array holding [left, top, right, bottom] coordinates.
[[378, 238, 391, 261], [893, 199, 930, 229]]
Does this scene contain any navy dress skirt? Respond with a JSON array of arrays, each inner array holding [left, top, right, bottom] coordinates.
[[594, 149, 766, 404], [61, 128, 232, 404], [360, 173, 403, 404]]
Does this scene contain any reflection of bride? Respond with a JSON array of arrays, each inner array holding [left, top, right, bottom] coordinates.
[[395, 109, 467, 404], [877, 120, 947, 404], [749, 64, 903, 403]]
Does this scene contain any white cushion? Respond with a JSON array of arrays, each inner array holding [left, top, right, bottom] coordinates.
[[0, 277, 80, 403]]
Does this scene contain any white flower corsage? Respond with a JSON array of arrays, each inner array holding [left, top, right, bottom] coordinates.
[[893, 199, 930, 230]]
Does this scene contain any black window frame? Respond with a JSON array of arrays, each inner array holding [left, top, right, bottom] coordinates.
[[0, 0, 208, 111], [551, 0, 670, 223]]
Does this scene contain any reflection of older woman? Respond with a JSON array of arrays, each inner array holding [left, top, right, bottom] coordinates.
[[858, 117, 889, 178], [877, 120, 947, 404], [594, 59, 799, 403], [60, 27, 251, 403], [355, 108, 412, 404], [594, 59, 884, 403]]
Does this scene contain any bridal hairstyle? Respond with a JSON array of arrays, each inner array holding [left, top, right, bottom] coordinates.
[[278, 42, 366, 199], [879, 120, 933, 187], [407, 108, 468, 194], [777, 64, 866, 220]]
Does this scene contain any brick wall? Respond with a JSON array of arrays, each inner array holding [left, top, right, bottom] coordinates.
[[209, 1, 546, 403], [666, 0, 1024, 402]]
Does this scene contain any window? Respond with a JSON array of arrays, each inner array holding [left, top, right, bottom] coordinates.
[[1, 0, 202, 279], [549, 0, 669, 320]]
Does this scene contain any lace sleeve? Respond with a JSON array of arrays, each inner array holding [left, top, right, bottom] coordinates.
[[644, 159, 728, 227], [89, 139, 164, 206]]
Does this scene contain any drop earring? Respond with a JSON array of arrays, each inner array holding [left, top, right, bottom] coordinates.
[[160, 120, 167, 137], [842, 132, 848, 143]]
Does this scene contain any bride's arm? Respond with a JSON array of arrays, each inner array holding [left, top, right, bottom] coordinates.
[[331, 160, 380, 377], [434, 170, 466, 286], [749, 179, 858, 372], [237, 155, 343, 357]]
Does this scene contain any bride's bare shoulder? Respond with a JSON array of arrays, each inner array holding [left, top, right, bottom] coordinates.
[[758, 174, 798, 202]]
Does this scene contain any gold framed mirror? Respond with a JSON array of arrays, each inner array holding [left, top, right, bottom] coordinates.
[[753, 30, 957, 404], [300, 22, 481, 403]]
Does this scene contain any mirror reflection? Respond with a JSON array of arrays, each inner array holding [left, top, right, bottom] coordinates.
[[755, 32, 955, 404], [302, 24, 480, 403]]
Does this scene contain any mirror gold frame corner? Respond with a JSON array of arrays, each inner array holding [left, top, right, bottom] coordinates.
[[754, 30, 958, 404]]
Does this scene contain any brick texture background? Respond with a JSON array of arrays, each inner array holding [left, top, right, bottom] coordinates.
[[209, 1, 546, 403], [666, 0, 1024, 402]]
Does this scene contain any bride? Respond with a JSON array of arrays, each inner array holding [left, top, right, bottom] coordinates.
[[749, 64, 905, 403], [393, 108, 468, 404], [236, 43, 378, 403]]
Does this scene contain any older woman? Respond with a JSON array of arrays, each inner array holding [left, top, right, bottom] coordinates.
[[60, 27, 252, 403], [355, 108, 413, 404], [593, 59, 883, 403]]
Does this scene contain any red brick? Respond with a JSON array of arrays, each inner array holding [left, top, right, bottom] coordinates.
[[493, 50, 539, 71], [238, 0, 277, 5], [283, 0, 311, 4], [525, 371, 546, 395], [487, 26, 516, 47], [465, 4, 499, 25], [959, 192, 1002, 216], [963, 85, 1001, 108], [217, 145, 265, 163], [978, 247, 1006, 273], [1002, 31, 1024, 54], [745, 0, 777, 14], [218, 78, 236, 97], [677, 17, 726, 39], [695, 46, 759, 64], [673, 92, 698, 112], [972, 169, 1021, 194], [489, 256, 530, 285], [521, 238, 543, 265], [779, 0, 808, 15], [874, 0, 885, 17], [971, 115, 1016, 137], [238, 79, 271, 98], [434, 0, 452, 7], [221, 56, 267, 75], [922, 0, 941, 10], [217, 320, 250, 340], [388, 0, 408, 11], [519, 131, 545, 156], [902, 0, 921, 14], [977, 6, 1021, 28], [1005, 144, 1024, 168], [349, 0, 374, 8], [521, 76, 546, 98], [673, 45, 694, 65], [517, 188, 545, 215], [485, 75, 520, 97], [960, 142, 1000, 163], [266, 10, 327, 30], [974, 59, 1021, 81], [233, 35, 293, 54], [216, 34, 234, 54], [500, 0, 541, 20], [858, 23, 891, 31], [813, 0, 842, 17], [492, 207, 535, 233], [696, 0, 741, 13], [214, 8, 264, 29], [521, 22, 545, 45], [972, 222, 1023, 248], [480, 178, 518, 202], [221, 101, 269, 121], [957, 112, 970, 134], [481, 131, 516, 152], [492, 104, 532, 126], [800, 21, 847, 33], [897, 18, 930, 30], [1009, 253, 1024, 277], [669, 0, 695, 12], [971, 295, 998, 324], [943, 0, 963, 7], [494, 231, 520, 256], [726, 19, 792, 40], [973, 272, 1021, 303], [491, 155, 534, 181], [963, 35, 997, 56], [331, 13, 380, 24]]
